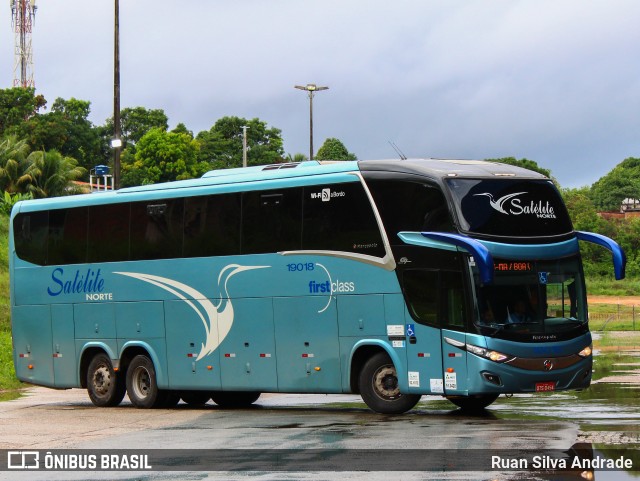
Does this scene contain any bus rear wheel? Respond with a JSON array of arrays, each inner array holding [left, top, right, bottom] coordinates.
[[447, 394, 499, 411], [126, 355, 161, 409], [359, 352, 421, 414], [87, 353, 126, 407], [211, 391, 261, 408]]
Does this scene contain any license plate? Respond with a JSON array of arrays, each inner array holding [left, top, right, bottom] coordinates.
[[535, 381, 556, 392]]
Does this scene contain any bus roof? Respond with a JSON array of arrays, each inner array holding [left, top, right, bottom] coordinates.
[[12, 158, 548, 213], [358, 158, 548, 181]]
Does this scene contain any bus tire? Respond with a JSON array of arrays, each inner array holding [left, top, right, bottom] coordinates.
[[126, 355, 161, 409], [211, 391, 261, 408], [180, 391, 211, 406], [447, 394, 499, 411], [359, 352, 421, 414], [86, 353, 126, 407]]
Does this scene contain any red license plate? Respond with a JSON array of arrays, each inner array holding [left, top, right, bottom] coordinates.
[[535, 381, 556, 392]]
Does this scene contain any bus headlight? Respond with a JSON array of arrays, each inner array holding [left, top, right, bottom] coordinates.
[[578, 345, 592, 358], [465, 343, 513, 363]]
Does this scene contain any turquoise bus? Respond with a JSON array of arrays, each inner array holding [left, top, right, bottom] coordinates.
[[9, 159, 625, 413]]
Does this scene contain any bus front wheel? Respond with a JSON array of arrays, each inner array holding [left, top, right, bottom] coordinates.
[[447, 394, 499, 411], [87, 353, 126, 407], [359, 352, 421, 414], [126, 355, 161, 409]]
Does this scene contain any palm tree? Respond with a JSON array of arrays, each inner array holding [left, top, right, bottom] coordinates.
[[23, 149, 86, 198], [0, 135, 31, 194]]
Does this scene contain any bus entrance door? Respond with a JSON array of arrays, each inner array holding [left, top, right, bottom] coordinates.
[[405, 321, 444, 395], [440, 329, 468, 396]]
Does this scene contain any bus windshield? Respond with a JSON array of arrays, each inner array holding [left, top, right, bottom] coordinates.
[[473, 256, 588, 341]]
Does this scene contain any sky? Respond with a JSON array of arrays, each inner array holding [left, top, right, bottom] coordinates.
[[2, 0, 639, 188]]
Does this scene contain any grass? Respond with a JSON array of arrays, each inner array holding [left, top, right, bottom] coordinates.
[[585, 277, 640, 296], [0, 213, 22, 395]]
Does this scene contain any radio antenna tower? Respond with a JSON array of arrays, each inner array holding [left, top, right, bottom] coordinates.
[[10, 0, 37, 88]]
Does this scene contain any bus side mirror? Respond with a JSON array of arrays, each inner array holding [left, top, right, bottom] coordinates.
[[575, 231, 626, 280]]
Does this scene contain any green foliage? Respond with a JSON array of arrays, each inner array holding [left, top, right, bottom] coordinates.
[[123, 128, 206, 185], [315, 138, 357, 161], [0, 87, 46, 136], [285, 153, 309, 163], [0, 191, 32, 216], [104, 106, 169, 148], [15, 97, 103, 173], [0, 135, 31, 193], [196, 116, 284, 169], [485, 157, 552, 178], [21, 150, 86, 198], [590, 157, 640, 211]]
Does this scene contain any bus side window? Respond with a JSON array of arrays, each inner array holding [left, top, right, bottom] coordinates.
[[14, 211, 48, 265], [441, 271, 466, 329], [302, 182, 385, 257], [88, 203, 129, 263], [130, 199, 184, 260], [49, 207, 88, 265], [402, 269, 439, 325], [242, 188, 302, 254], [403, 269, 467, 329], [366, 179, 454, 243], [184, 193, 241, 257]]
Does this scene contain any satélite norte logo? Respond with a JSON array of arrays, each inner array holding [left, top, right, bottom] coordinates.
[[474, 192, 556, 219]]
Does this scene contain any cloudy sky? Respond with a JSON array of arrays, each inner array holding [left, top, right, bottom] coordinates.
[[2, 1, 639, 187]]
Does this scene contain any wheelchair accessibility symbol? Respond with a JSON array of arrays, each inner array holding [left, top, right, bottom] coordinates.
[[406, 324, 415, 337]]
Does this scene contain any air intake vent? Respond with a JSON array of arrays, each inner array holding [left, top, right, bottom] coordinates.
[[262, 163, 300, 171]]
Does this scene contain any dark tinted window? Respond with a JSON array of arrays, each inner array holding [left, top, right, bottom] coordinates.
[[242, 188, 302, 254], [130, 199, 184, 260], [446, 179, 573, 238], [48, 207, 87, 265], [13, 211, 48, 265], [366, 180, 453, 242], [403, 269, 467, 329], [88, 204, 130, 262], [303, 182, 385, 257], [184, 193, 241, 257]]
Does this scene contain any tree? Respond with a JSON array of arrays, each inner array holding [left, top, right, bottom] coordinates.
[[122, 128, 206, 186], [0, 135, 31, 193], [21, 149, 86, 198], [485, 157, 551, 178], [196, 116, 284, 169], [285, 153, 308, 163], [315, 138, 357, 161], [103, 106, 169, 147], [0, 87, 46, 136], [590, 157, 640, 211], [16, 97, 102, 172]]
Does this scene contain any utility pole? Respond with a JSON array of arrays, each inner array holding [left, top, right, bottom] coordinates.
[[294, 84, 329, 160]]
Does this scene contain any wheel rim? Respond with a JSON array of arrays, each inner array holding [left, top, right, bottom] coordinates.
[[131, 366, 151, 400], [92, 364, 112, 397], [372, 364, 401, 400]]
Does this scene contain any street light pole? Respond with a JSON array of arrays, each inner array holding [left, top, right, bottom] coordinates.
[[294, 84, 328, 160], [113, 0, 121, 189]]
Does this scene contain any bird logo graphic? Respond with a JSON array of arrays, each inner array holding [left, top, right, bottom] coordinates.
[[474, 192, 527, 214], [115, 264, 269, 361]]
